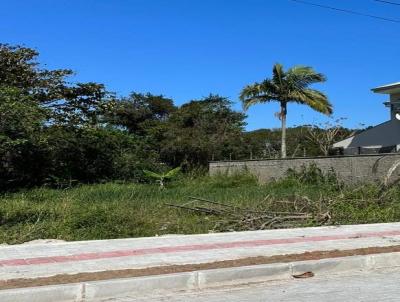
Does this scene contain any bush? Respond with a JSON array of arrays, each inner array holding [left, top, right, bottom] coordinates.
[[46, 127, 163, 186], [285, 163, 339, 186]]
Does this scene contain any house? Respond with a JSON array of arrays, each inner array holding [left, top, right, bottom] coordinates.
[[333, 82, 400, 155]]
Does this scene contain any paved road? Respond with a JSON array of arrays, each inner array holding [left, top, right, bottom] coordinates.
[[101, 268, 400, 302]]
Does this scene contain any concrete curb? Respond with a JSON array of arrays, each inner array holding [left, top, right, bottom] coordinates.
[[1, 252, 400, 301], [0, 283, 83, 302]]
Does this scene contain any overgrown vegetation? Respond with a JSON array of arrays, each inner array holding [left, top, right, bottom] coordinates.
[[0, 44, 354, 190], [1, 171, 400, 244], [0, 43, 386, 244]]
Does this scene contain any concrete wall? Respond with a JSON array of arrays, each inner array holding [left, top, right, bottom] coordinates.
[[209, 153, 400, 184]]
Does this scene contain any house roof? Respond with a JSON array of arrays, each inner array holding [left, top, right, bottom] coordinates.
[[371, 82, 400, 94], [333, 119, 400, 149]]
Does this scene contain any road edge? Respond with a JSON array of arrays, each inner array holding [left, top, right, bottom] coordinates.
[[1, 251, 400, 301]]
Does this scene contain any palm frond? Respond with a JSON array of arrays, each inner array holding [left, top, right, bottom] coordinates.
[[240, 80, 278, 110], [143, 170, 162, 179], [287, 66, 327, 88], [240, 63, 331, 115], [290, 89, 333, 115], [272, 63, 285, 86], [239, 83, 262, 100], [163, 167, 181, 179]]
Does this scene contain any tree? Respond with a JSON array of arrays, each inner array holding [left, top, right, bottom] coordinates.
[[305, 118, 353, 156], [105, 93, 176, 135], [160, 95, 246, 167], [51, 82, 115, 127], [0, 44, 73, 104], [0, 44, 114, 128], [240, 64, 332, 158], [0, 44, 163, 189], [0, 87, 49, 189]]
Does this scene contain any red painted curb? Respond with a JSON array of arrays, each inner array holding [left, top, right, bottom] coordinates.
[[1, 230, 399, 267]]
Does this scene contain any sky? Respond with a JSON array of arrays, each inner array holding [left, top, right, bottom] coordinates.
[[1, 0, 399, 130]]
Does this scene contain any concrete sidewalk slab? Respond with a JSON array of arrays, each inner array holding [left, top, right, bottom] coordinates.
[[2, 252, 400, 302], [1, 222, 400, 281]]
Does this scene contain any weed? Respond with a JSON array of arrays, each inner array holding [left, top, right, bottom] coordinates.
[[0, 173, 399, 244]]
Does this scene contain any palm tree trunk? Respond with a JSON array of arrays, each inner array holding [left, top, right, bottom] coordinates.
[[280, 102, 287, 158]]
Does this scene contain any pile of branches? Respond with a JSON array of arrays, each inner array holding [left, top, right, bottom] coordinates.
[[166, 195, 332, 232]]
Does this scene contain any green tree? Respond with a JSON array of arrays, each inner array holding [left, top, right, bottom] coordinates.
[[105, 93, 176, 135], [51, 82, 115, 127], [240, 64, 332, 158], [0, 44, 73, 104], [0, 44, 159, 189], [0, 87, 48, 188], [160, 95, 246, 167], [0, 44, 114, 128]]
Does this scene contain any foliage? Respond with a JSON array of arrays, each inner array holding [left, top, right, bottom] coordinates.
[[243, 126, 319, 159], [105, 92, 176, 135], [143, 167, 181, 188], [285, 163, 339, 186], [0, 87, 49, 189], [0, 43, 358, 190], [51, 82, 115, 127], [44, 127, 160, 187], [1, 174, 400, 244], [0, 44, 73, 102], [159, 95, 246, 167]]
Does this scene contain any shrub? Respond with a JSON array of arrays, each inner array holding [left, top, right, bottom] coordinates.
[[285, 163, 339, 186]]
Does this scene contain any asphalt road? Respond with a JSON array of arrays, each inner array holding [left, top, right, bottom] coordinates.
[[100, 268, 400, 302]]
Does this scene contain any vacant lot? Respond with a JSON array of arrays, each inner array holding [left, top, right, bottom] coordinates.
[[1, 172, 400, 244]]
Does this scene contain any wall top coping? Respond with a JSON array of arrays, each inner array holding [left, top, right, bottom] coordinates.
[[209, 152, 400, 164]]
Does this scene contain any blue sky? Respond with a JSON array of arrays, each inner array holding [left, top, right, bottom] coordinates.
[[1, 0, 399, 130]]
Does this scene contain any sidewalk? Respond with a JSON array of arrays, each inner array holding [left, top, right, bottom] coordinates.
[[1, 222, 400, 285]]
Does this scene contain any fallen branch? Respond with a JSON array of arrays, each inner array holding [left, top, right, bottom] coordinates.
[[166, 195, 331, 232]]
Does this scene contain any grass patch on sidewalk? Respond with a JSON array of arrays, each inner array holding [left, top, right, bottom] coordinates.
[[1, 172, 400, 244]]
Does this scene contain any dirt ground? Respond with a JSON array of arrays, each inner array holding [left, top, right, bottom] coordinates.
[[1, 245, 400, 290]]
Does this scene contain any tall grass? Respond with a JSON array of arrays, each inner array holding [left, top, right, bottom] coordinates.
[[0, 171, 399, 244]]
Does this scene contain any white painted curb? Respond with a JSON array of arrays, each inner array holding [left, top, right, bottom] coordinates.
[[1, 252, 400, 301]]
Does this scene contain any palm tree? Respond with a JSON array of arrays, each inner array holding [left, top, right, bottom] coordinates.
[[240, 63, 332, 158]]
